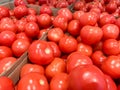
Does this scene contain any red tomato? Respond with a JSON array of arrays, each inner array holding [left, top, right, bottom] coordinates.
[[102, 24, 119, 40], [66, 51, 93, 73], [37, 14, 52, 28], [0, 6, 10, 20], [17, 72, 49, 90], [48, 42, 61, 57], [77, 42, 93, 56], [73, 10, 84, 20], [102, 39, 120, 55], [105, 2, 117, 13], [67, 20, 81, 36], [68, 65, 107, 90], [28, 40, 54, 65], [57, 8, 72, 21], [91, 50, 107, 67], [12, 39, 30, 57], [73, 1, 85, 11], [28, 8, 37, 15], [27, 0, 36, 4], [80, 25, 103, 45], [93, 41, 103, 51], [104, 74, 117, 90], [0, 31, 16, 47], [47, 28, 64, 42], [20, 63, 44, 78], [101, 55, 120, 79], [0, 46, 13, 60], [26, 14, 37, 22], [14, 0, 26, 6], [0, 57, 16, 74], [50, 73, 69, 90], [38, 29, 47, 39], [53, 15, 68, 32], [59, 35, 78, 54], [0, 76, 14, 90], [45, 57, 66, 80], [56, 1, 69, 8], [14, 5, 28, 19]]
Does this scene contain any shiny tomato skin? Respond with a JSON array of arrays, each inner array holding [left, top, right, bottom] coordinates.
[[17, 72, 49, 90], [0, 46, 13, 60], [68, 65, 107, 90], [26, 14, 37, 22], [28, 40, 54, 65], [0, 57, 16, 74], [14, 0, 26, 6], [102, 24, 119, 40], [0, 31, 16, 47], [80, 25, 103, 45], [20, 63, 44, 78], [47, 28, 64, 43], [12, 39, 30, 57], [66, 51, 93, 73], [73, 10, 84, 20], [0, 76, 14, 90], [28, 8, 37, 15], [50, 73, 69, 90], [101, 55, 120, 79], [59, 35, 78, 54], [102, 39, 120, 55]]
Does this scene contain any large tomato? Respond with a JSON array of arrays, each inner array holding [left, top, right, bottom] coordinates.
[[28, 40, 54, 65], [68, 65, 107, 90]]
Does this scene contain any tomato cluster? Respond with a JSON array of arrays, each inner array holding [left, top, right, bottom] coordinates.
[[0, 0, 120, 90]]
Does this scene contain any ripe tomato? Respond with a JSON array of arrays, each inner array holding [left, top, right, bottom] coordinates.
[[14, 0, 26, 6], [20, 63, 44, 78], [101, 55, 120, 79], [45, 57, 66, 80], [0, 46, 13, 60], [80, 25, 103, 45], [0, 57, 16, 74], [68, 65, 107, 90], [59, 35, 78, 54], [25, 22, 40, 38], [66, 51, 93, 73], [0, 31, 16, 47], [12, 39, 30, 57], [56, 1, 69, 8], [14, 5, 28, 19], [50, 73, 69, 90], [102, 24, 119, 40], [73, 1, 85, 11], [0, 76, 14, 90], [27, 0, 36, 4], [26, 14, 37, 22], [17, 72, 49, 90], [47, 28, 64, 42], [105, 2, 117, 13], [73, 10, 84, 20], [28, 40, 54, 65], [37, 14, 52, 28], [102, 39, 120, 55], [28, 8, 37, 15]]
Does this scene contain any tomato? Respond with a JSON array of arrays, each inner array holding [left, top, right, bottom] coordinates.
[[48, 42, 61, 57], [0, 76, 14, 90], [79, 12, 98, 26], [68, 65, 107, 90], [37, 14, 52, 28], [67, 20, 81, 36], [20, 63, 44, 78], [53, 15, 68, 32], [27, 0, 36, 4], [47, 28, 64, 42], [57, 8, 72, 21], [17, 72, 49, 90], [0, 57, 16, 74], [26, 14, 37, 22], [28, 40, 54, 65], [59, 35, 78, 54], [28, 8, 37, 15], [73, 10, 84, 20], [0, 31, 16, 47], [45, 57, 66, 80], [80, 25, 103, 45], [73, 1, 85, 11], [38, 29, 47, 39], [105, 2, 117, 13], [38, 0, 48, 5], [0, 46, 13, 60], [102, 24, 119, 40], [50, 73, 69, 90], [66, 51, 93, 73], [56, 1, 69, 8], [12, 39, 30, 57], [77, 42, 93, 56], [101, 55, 120, 79], [91, 50, 107, 67], [14, 5, 28, 19], [25, 22, 40, 39], [104, 74, 117, 90], [14, 0, 26, 6], [102, 39, 120, 55], [93, 41, 103, 51], [0, 6, 10, 20]]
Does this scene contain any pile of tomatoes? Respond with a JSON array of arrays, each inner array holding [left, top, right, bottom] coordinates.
[[0, 0, 120, 90]]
